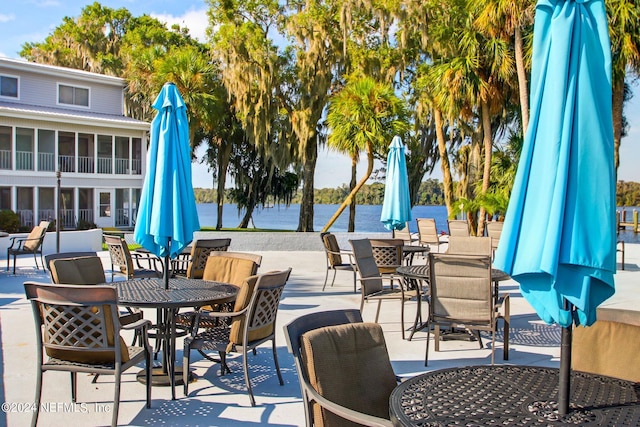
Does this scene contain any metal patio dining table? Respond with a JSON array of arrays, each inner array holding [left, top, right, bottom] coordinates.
[[389, 365, 640, 426], [116, 277, 238, 400]]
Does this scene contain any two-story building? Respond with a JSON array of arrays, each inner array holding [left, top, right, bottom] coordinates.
[[0, 57, 149, 229]]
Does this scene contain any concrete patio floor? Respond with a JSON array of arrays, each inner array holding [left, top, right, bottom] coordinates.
[[0, 245, 636, 427]]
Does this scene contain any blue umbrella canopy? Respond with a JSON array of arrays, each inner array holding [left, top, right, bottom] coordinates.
[[381, 136, 412, 231], [494, 0, 616, 329], [134, 83, 200, 263]]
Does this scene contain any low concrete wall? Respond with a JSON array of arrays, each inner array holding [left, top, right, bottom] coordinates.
[[0, 229, 103, 259], [124, 231, 393, 252]]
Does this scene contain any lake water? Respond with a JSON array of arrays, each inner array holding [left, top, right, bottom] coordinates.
[[196, 203, 450, 233], [196, 203, 640, 243]]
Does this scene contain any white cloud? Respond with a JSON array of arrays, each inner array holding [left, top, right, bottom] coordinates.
[[0, 14, 16, 23], [152, 8, 209, 42]]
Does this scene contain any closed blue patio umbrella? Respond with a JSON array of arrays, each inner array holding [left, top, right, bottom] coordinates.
[[494, 0, 616, 416], [381, 136, 412, 231], [134, 82, 200, 289]]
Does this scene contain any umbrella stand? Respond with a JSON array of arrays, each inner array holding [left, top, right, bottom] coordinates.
[[558, 299, 573, 416]]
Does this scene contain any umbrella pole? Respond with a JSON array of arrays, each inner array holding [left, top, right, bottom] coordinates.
[[163, 238, 171, 290], [558, 299, 573, 416]]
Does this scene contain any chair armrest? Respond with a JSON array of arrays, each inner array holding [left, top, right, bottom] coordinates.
[[496, 293, 510, 317], [132, 251, 163, 272], [301, 378, 394, 427], [121, 318, 152, 333], [8, 236, 41, 250]]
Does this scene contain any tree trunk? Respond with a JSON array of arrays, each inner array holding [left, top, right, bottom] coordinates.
[[612, 77, 625, 176], [216, 141, 231, 230], [348, 155, 357, 232], [477, 100, 493, 237], [515, 26, 529, 135], [434, 109, 454, 216], [238, 198, 257, 228], [322, 147, 374, 232], [297, 139, 317, 232]]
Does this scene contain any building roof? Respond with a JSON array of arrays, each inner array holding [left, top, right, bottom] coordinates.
[[0, 56, 125, 87], [0, 101, 149, 131]]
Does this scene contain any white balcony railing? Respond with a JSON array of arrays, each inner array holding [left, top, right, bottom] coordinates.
[[115, 208, 131, 226], [78, 156, 95, 173], [0, 150, 12, 169], [38, 210, 55, 223], [97, 157, 112, 174], [38, 152, 55, 172], [16, 151, 33, 170], [115, 158, 129, 174], [131, 158, 142, 174], [78, 209, 93, 225], [60, 209, 75, 229], [58, 155, 75, 173], [17, 210, 34, 228]]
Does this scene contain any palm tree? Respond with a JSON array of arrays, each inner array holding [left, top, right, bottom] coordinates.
[[322, 75, 408, 232], [607, 0, 640, 174], [475, 0, 535, 135]]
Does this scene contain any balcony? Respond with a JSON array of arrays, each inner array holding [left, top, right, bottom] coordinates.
[[16, 151, 33, 170], [78, 156, 95, 173], [97, 156, 112, 174], [115, 158, 129, 174], [38, 152, 55, 172], [58, 155, 75, 173], [0, 149, 11, 169]]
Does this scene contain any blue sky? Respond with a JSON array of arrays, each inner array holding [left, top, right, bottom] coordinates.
[[1, 0, 639, 189]]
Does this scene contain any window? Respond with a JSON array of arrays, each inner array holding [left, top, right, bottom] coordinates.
[[0, 75, 18, 98], [58, 84, 89, 107]]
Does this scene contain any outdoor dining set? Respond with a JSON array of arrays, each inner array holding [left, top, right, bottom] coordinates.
[[20, 235, 292, 427]]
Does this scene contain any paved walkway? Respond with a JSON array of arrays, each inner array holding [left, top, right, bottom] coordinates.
[[0, 246, 636, 426]]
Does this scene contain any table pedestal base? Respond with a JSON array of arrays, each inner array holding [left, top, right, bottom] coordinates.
[[136, 367, 194, 387]]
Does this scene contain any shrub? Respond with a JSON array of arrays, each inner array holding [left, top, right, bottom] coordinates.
[[0, 210, 20, 233]]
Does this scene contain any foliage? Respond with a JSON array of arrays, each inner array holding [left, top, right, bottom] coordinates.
[[18, 0, 640, 234], [0, 210, 20, 233], [76, 219, 98, 230], [617, 181, 640, 206], [194, 178, 446, 206]]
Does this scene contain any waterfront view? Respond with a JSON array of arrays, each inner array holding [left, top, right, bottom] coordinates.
[[196, 203, 449, 233]]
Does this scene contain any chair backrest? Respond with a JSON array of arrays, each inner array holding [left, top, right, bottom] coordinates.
[[369, 239, 404, 274], [186, 238, 232, 279], [285, 310, 364, 360], [201, 254, 259, 285], [486, 222, 503, 251], [448, 219, 470, 237], [50, 256, 106, 285], [45, 251, 98, 272], [103, 235, 134, 278], [416, 218, 440, 245], [24, 281, 129, 364], [23, 221, 50, 251], [295, 318, 397, 426], [428, 253, 493, 324], [447, 236, 492, 256], [392, 223, 412, 243], [229, 268, 292, 346], [208, 251, 262, 268], [349, 239, 383, 295], [321, 232, 343, 266]]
